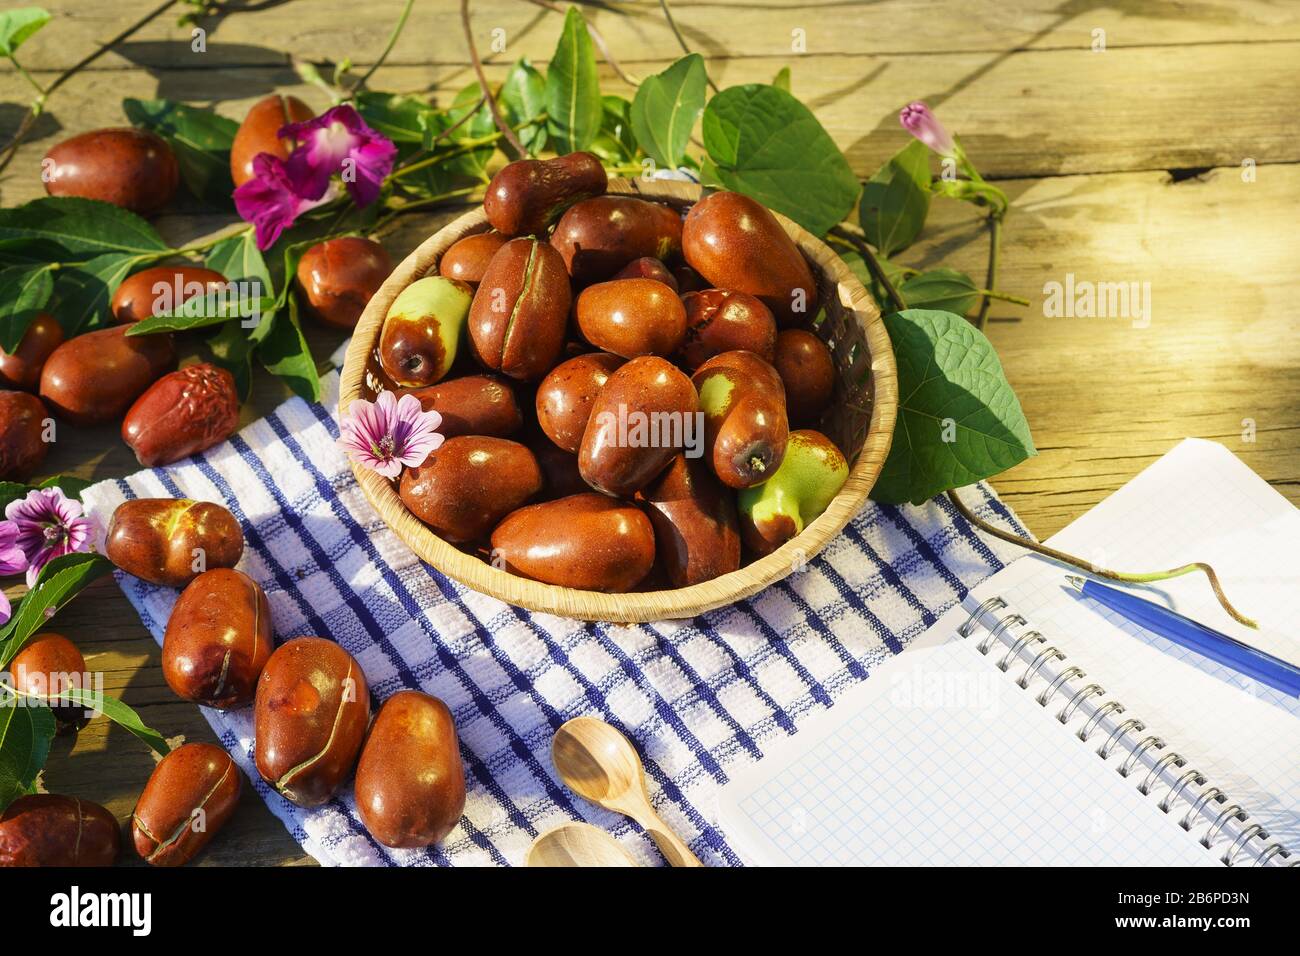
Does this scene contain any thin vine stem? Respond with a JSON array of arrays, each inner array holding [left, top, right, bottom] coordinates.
[[947, 489, 1257, 628], [460, 0, 526, 159], [974, 213, 1003, 330], [520, 0, 641, 86], [0, 0, 181, 174], [358, 0, 415, 88], [828, 226, 908, 311], [659, 0, 717, 93]]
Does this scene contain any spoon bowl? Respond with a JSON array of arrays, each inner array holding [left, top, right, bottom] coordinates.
[[526, 823, 638, 867], [551, 716, 703, 867], [552, 716, 645, 808]]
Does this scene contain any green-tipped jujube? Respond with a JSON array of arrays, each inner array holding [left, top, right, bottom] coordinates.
[[378, 276, 473, 388], [738, 429, 848, 555]]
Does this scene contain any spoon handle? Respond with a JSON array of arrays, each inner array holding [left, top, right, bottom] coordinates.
[[639, 813, 703, 867]]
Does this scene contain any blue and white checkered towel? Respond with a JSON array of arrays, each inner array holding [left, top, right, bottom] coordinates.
[[81, 370, 1030, 866]]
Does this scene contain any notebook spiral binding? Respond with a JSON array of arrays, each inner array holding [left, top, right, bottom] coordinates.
[[958, 594, 1297, 868]]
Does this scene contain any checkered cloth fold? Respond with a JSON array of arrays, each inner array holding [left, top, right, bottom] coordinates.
[[81, 371, 1029, 866]]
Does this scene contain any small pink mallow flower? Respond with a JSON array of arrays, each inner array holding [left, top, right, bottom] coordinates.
[[281, 105, 398, 209], [338, 390, 443, 479], [899, 101, 957, 157], [5, 488, 96, 588], [0, 518, 30, 626], [233, 153, 335, 250]]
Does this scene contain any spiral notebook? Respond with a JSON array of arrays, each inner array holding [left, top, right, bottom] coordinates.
[[718, 440, 1300, 866]]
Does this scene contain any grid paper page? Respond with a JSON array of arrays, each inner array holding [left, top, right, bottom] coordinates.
[[992, 439, 1300, 846], [719, 638, 1214, 866]]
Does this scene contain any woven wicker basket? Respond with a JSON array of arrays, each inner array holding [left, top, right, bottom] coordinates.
[[339, 178, 897, 622]]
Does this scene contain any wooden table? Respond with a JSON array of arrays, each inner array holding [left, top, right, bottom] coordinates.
[[3, 0, 1296, 865]]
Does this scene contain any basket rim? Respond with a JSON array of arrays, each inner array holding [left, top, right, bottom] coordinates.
[[339, 178, 898, 623]]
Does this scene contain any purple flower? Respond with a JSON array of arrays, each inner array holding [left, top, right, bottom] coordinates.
[[233, 153, 335, 250], [5, 488, 96, 588], [899, 101, 957, 157], [281, 105, 397, 209], [337, 390, 443, 479], [0, 519, 30, 626]]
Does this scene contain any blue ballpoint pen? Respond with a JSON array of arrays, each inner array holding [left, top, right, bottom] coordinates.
[[1065, 576, 1300, 698]]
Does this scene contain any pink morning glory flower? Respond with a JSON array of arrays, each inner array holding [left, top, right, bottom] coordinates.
[[5, 487, 96, 588], [899, 101, 957, 158], [281, 105, 397, 209], [0, 519, 30, 625], [233, 153, 336, 250], [337, 390, 444, 479]]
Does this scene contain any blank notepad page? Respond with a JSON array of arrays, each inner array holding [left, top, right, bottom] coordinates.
[[720, 637, 1214, 866]]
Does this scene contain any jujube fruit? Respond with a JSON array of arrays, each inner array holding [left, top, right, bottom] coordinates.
[[0, 313, 63, 390], [112, 265, 227, 323], [105, 498, 244, 588], [43, 128, 178, 214], [551, 195, 683, 285], [0, 390, 48, 480], [295, 236, 392, 330], [354, 691, 466, 849], [483, 151, 607, 237], [378, 276, 473, 388], [575, 278, 687, 358], [163, 568, 273, 708], [254, 637, 370, 807], [490, 493, 656, 592], [468, 238, 570, 381], [121, 362, 241, 467], [682, 190, 817, 326], [39, 325, 176, 425], [230, 94, 314, 188], [399, 436, 542, 543], [132, 743, 241, 867]]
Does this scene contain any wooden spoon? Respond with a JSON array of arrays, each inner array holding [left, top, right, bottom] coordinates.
[[552, 716, 703, 867], [526, 823, 638, 867]]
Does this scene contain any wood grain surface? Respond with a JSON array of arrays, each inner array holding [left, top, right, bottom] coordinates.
[[2, 0, 1296, 866]]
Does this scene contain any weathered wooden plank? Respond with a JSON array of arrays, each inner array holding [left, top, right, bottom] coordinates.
[[8, 0, 1300, 72], [5, 39, 1300, 194], [915, 164, 1300, 533]]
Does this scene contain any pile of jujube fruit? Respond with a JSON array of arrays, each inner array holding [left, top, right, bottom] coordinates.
[[377, 152, 848, 593], [0, 496, 466, 866], [0, 95, 393, 478]]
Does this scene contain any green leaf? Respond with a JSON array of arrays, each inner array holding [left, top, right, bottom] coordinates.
[[899, 268, 980, 316], [257, 295, 320, 402], [57, 688, 169, 756], [500, 58, 548, 154], [0, 263, 54, 351], [0, 704, 56, 812], [51, 252, 144, 334], [206, 228, 272, 288], [702, 84, 860, 237], [126, 289, 272, 336], [772, 66, 791, 92], [631, 54, 706, 169], [0, 7, 50, 57], [125, 231, 272, 337], [872, 309, 1035, 505], [122, 98, 239, 205], [859, 140, 931, 257], [207, 320, 255, 400], [545, 6, 602, 153], [37, 474, 91, 499], [0, 553, 115, 664], [931, 175, 1009, 215], [0, 197, 167, 259], [354, 90, 435, 144], [590, 95, 637, 164], [0, 481, 28, 510]]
